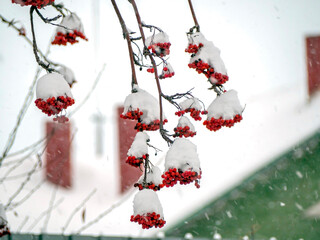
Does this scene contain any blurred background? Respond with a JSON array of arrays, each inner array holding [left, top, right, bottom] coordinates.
[[0, 0, 320, 239]]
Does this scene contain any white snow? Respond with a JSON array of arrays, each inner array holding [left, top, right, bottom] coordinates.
[[179, 97, 202, 111], [127, 132, 149, 158], [146, 32, 170, 46], [123, 85, 165, 124], [58, 65, 76, 86], [36, 72, 73, 100], [133, 189, 164, 218], [164, 138, 200, 173], [188, 32, 227, 76], [137, 166, 162, 186], [207, 90, 243, 119], [177, 116, 195, 132], [57, 13, 84, 34]]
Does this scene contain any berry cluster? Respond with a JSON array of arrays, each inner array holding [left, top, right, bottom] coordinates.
[[120, 108, 143, 121], [162, 168, 201, 188], [175, 109, 207, 121], [12, 0, 54, 8], [134, 182, 163, 191], [35, 96, 75, 117], [159, 67, 175, 79], [203, 114, 243, 131], [126, 154, 148, 168], [135, 119, 168, 132], [53, 115, 69, 123], [0, 225, 10, 238], [173, 126, 196, 138], [148, 42, 171, 57], [185, 43, 204, 54], [52, 30, 88, 46], [130, 212, 166, 229]]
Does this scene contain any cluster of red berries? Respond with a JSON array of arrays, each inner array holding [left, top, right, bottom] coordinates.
[[185, 43, 204, 54], [0, 225, 10, 238], [148, 42, 171, 57], [175, 109, 207, 121], [131, 212, 166, 229], [147, 68, 155, 73], [173, 126, 196, 138], [53, 115, 69, 123], [162, 168, 201, 188], [203, 114, 243, 131], [159, 67, 175, 79], [35, 96, 75, 117], [52, 30, 88, 46], [135, 119, 168, 132], [126, 154, 148, 168], [12, 0, 54, 8], [188, 60, 229, 85], [120, 108, 143, 121], [134, 182, 163, 191]]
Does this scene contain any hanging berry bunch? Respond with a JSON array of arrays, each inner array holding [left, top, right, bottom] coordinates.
[[175, 97, 207, 121], [0, 204, 10, 238], [186, 31, 229, 85], [203, 90, 243, 131], [173, 116, 196, 138], [52, 13, 88, 46], [126, 132, 150, 167], [162, 138, 201, 189], [134, 166, 163, 191], [121, 85, 168, 131], [35, 72, 75, 123], [159, 63, 175, 79], [12, 0, 54, 8], [146, 32, 171, 57]]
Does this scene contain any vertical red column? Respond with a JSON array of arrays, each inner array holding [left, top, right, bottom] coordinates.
[[117, 106, 142, 194], [306, 36, 320, 97], [46, 121, 72, 188]]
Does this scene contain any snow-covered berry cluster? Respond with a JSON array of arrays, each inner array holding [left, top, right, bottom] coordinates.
[[159, 63, 175, 79], [121, 85, 167, 132], [175, 97, 206, 121], [173, 116, 196, 138], [52, 13, 87, 46], [126, 154, 147, 168], [204, 90, 243, 131], [12, 0, 54, 8], [186, 32, 229, 85], [146, 32, 171, 58], [35, 73, 75, 121], [126, 132, 149, 167], [132, 189, 165, 229], [134, 166, 163, 191], [162, 168, 201, 188]]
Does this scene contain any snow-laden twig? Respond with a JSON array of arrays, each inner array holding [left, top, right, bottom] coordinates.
[[42, 184, 59, 233], [74, 188, 136, 234], [4, 155, 41, 210], [61, 188, 97, 234], [68, 64, 106, 117], [27, 197, 64, 231], [17, 216, 29, 233]]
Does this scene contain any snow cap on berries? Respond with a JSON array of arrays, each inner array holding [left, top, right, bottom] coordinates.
[[58, 65, 76, 87], [123, 85, 165, 124], [12, 0, 54, 8], [133, 189, 164, 218], [0, 204, 7, 226], [165, 138, 200, 173], [179, 97, 202, 111], [146, 32, 170, 47], [36, 72, 73, 100], [207, 90, 243, 120], [127, 132, 149, 158], [160, 62, 175, 79], [177, 116, 195, 131], [56, 13, 84, 34], [137, 166, 163, 186]]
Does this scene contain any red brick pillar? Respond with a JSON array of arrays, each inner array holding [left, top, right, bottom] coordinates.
[[46, 121, 72, 188], [306, 36, 320, 97], [117, 106, 142, 194]]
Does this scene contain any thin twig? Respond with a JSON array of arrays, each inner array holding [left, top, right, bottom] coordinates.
[[61, 188, 97, 234], [74, 188, 135, 234], [187, 0, 200, 32], [42, 184, 59, 232], [17, 216, 29, 233], [111, 0, 138, 87]]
